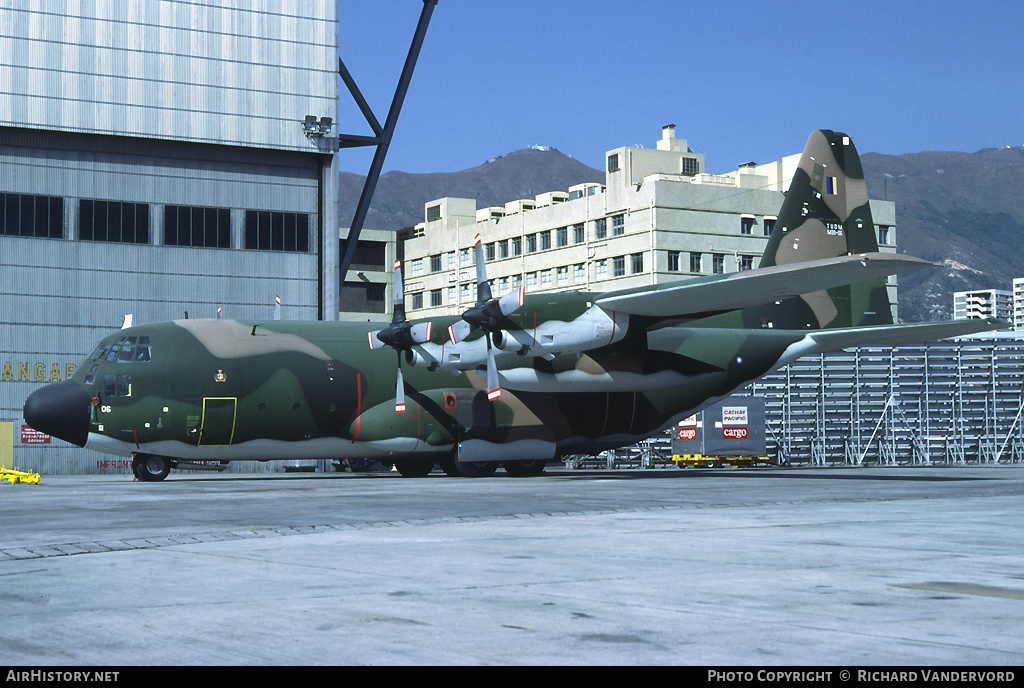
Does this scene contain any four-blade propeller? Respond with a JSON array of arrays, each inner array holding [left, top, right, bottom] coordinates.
[[447, 234, 526, 401], [368, 260, 432, 412]]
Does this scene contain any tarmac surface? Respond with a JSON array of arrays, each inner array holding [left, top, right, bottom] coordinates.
[[1, 464, 1023, 666]]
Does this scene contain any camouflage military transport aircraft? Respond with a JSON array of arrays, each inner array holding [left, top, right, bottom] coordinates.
[[23, 131, 1005, 480]]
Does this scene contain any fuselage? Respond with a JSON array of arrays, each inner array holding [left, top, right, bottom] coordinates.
[[24, 300, 813, 466]]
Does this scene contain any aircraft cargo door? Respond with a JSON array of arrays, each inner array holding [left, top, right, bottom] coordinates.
[[199, 397, 237, 446]]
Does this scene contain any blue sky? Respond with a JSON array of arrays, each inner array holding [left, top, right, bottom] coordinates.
[[337, 0, 1024, 176]]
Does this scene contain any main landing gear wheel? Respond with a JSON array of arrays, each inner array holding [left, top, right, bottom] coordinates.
[[393, 459, 434, 478], [455, 461, 499, 478], [438, 457, 461, 476], [132, 454, 171, 482], [503, 460, 547, 477]]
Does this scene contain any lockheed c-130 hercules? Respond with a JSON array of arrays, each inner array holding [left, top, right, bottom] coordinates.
[[24, 130, 1006, 480]]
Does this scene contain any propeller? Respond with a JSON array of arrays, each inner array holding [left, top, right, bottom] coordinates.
[[368, 260, 433, 413], [273, 295, 281, 321], [447, 234, 526, 401]]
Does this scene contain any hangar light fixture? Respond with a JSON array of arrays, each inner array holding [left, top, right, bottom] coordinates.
[[303, 115, 319, 136], [303, 115, 333, 139]]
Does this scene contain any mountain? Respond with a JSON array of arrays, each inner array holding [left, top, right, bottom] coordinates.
[[862, 146, 1024, 321], [339, 143, 1024, 324], [339, 148, 605, 232]]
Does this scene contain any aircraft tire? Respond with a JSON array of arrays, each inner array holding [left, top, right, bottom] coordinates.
[[133, 455, 171, 482], [437, 457, 461, 476], [455, 461, 499, 478], [503, 460, 547, 477], [393, 459, 434, 478]]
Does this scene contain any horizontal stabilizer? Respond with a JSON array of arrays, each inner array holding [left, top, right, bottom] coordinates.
[[808, 318, 1010, 354], [595, 253, 932, 319]]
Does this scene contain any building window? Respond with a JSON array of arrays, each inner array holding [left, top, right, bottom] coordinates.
[[164, 206, 230, 248], [541, 270, 552, 287], [80, 200, 150, 244], [411, 292, 424, 310], [485, 242, 496, 261], [596, 260, 607, 278], [557, 266, 569, 285], [631, 252, 644, 274], [430, 289, 443, 307], [574, 264, 586, 282], [690, 252, 702, 273], [340, 240, 386, 271], [498, 240, 509, 259], [607, 153, 620, 173], [681, 157, 700, 175], [5, 193, 61, 239], [526, 234, 537, 253], [612, 214, 625, 236], [557, 226, 568, 247], [712, 253, 725, 274], [460, 248, 471, 265], [739, 255, 754, 271], [764, 218, 775, 236], [668, 250, 681, 272], [594, 218, 607, 240], [426, 204, 441, 222], [511, 237, 522, 256], [243, 210, 309, 252], [613, 255, 625, 277], [573, 223, 585, 244], [447, 251, 457, 269], [410, 258, 423, 275], [540, 230, 552, 250], [526, 272, 537, 288], [430, 253, 442, 272], [1, 193, 64, 239], [741, 216, 754, 235], [878, 226, 890, 244]]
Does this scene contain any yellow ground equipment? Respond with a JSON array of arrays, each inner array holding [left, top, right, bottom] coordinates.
[[1, 468, 41, 485]]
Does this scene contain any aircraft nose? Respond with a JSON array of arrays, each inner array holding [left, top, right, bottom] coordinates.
[[23, 380, 92, 448]]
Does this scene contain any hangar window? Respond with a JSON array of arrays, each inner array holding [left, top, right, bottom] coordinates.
[[164, 206, 231, 248], [244, 211, 310, 252], [79, 200, 150, 244], [0, 193, 64, 239]]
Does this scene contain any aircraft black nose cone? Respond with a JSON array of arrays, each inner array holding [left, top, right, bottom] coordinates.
[[23, 380, 91, 448]]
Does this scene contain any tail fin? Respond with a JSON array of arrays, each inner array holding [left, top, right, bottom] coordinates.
[[753, 130, 893, 329]]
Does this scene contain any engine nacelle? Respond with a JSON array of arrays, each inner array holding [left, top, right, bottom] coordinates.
[[491, 329, 530, 354], [404, 347, 438, 370]]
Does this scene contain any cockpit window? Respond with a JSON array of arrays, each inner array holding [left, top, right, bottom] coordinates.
[[90, 335, 153, 364], [103, 373, 132, 397]]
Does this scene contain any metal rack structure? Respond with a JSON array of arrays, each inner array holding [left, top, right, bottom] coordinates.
[[746, 333, 1024, 466]]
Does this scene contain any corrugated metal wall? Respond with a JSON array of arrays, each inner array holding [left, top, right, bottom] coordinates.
[[0, 0, 337, 152]]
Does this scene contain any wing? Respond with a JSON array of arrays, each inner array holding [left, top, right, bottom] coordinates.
[[807, 318, 1009, 353], [595, 252, 931, 319]]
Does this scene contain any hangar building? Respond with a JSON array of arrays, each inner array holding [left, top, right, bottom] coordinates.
[[1, 1, 340, 474]]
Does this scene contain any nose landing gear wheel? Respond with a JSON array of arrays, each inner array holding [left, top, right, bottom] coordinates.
[[132, 454, 171, 482]]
